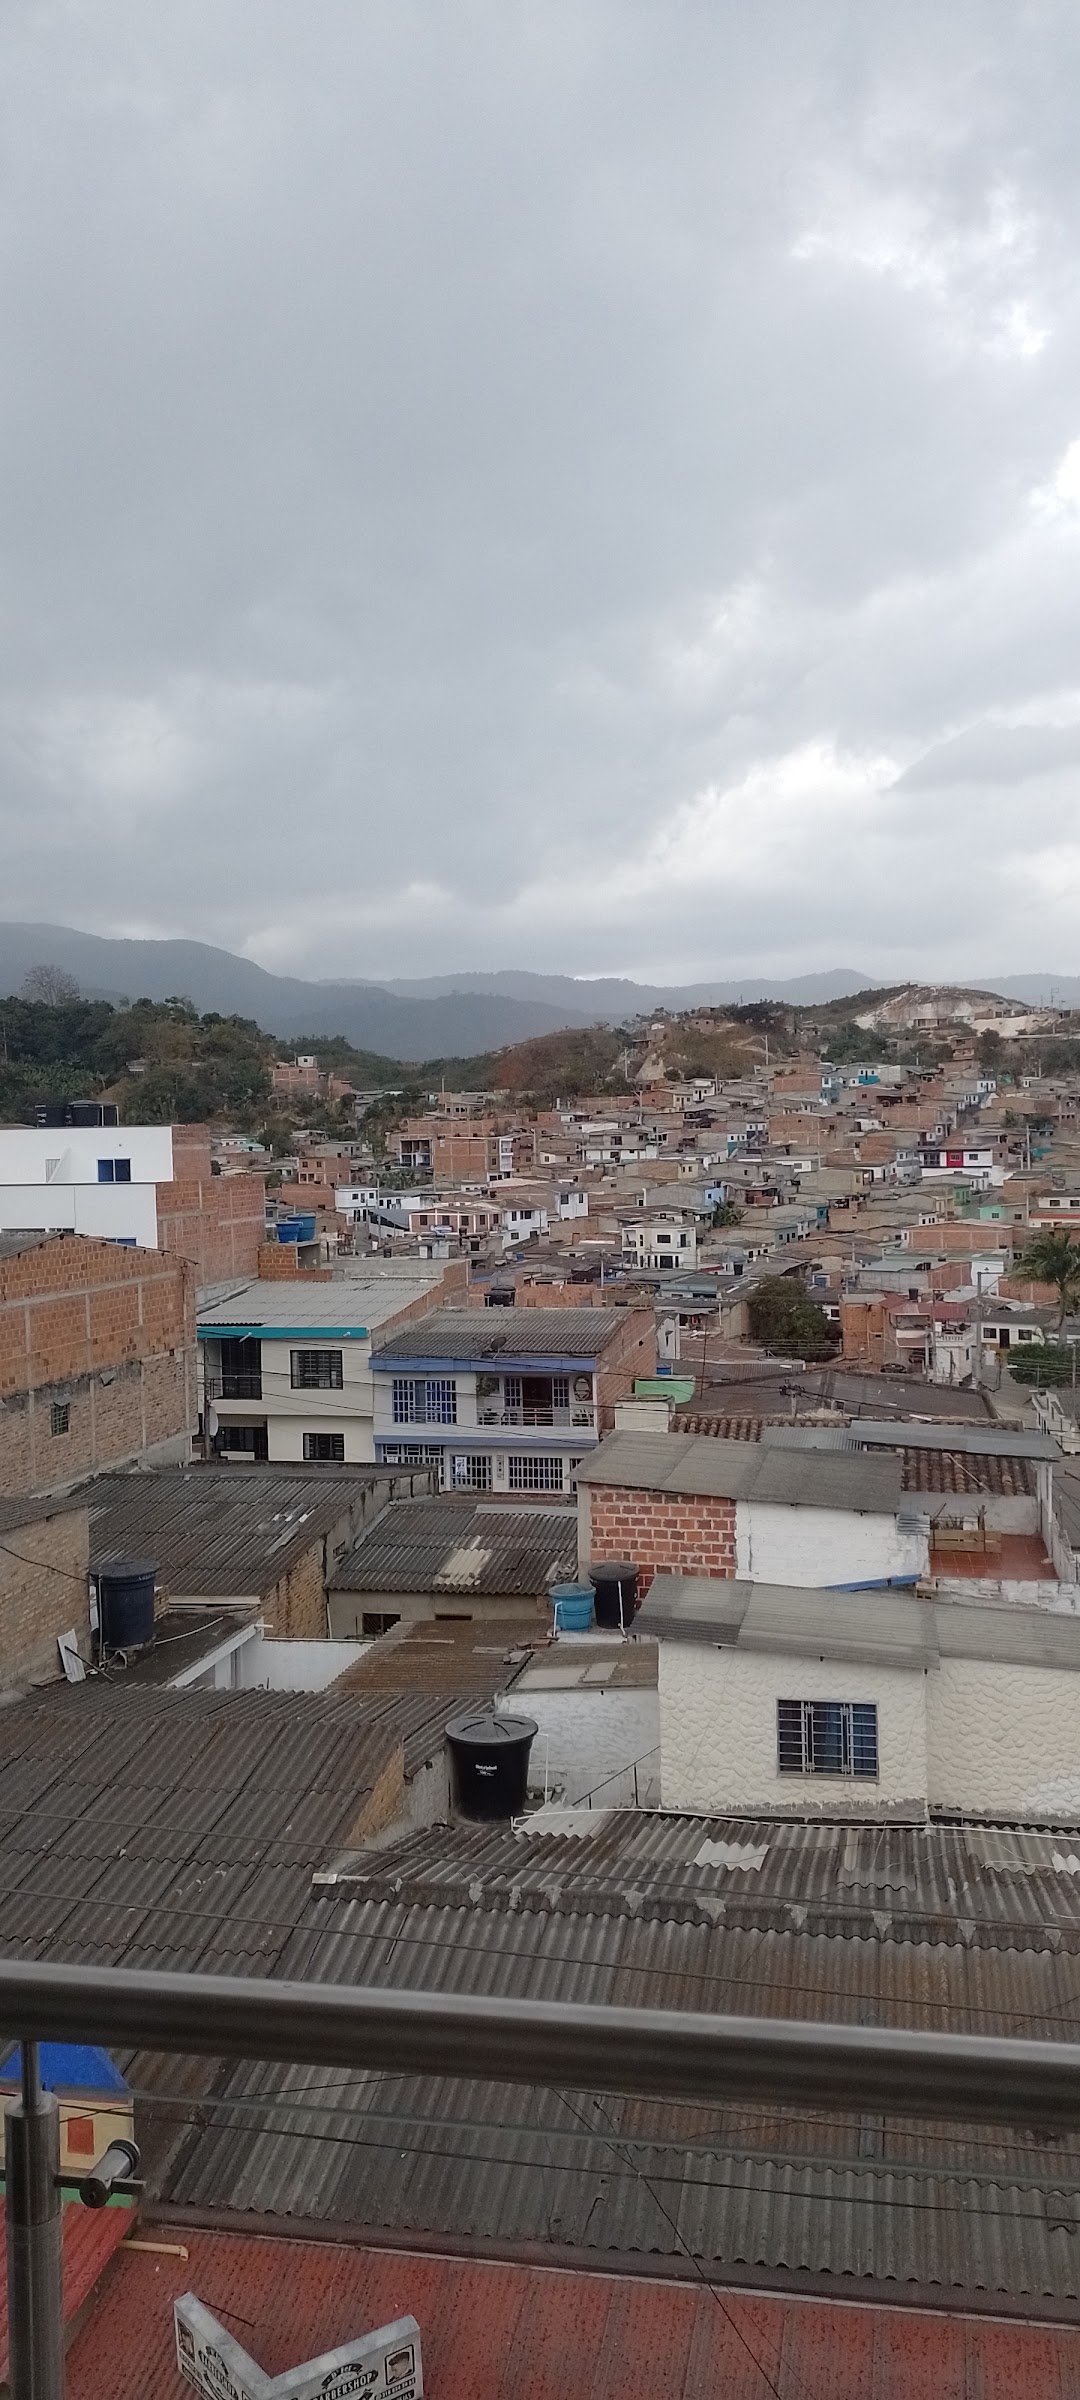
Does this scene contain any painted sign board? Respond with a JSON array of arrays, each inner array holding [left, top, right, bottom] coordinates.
[[175, 2294, 422, 2400]]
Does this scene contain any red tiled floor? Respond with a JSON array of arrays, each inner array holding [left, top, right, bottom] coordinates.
[[929, 1534, 1056, 1580]]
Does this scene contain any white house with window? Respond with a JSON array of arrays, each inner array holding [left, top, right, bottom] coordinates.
[[368, 1307, 646, 1496], [0, 1125, 173, 1249], [196, 1263, 457, 1464], [621, 1218, 698, 1273], [637, 1575, 1080, 1821]]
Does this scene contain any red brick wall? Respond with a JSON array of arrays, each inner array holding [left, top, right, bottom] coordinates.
[[595, 1308, 657, 1429], [588, 1485, 737, 1593], [0, 1234, 196, 1498], [157, 1171, 266, 1284]]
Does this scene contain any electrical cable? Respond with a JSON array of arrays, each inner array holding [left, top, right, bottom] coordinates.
[[122, 2076, 1080, 2178], [117, 2080, 1080, 2236], [557, 2086, 797, 2400]]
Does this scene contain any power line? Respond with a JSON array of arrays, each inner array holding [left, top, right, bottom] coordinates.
[[123, 2078, 1080, 2225]]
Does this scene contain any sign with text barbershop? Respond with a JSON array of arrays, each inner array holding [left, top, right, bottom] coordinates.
[[175, 2294, 423, 2400]]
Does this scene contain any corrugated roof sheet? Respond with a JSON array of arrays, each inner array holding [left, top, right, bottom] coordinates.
[[69, 2232, 1080, 2399], [636, 1577, 1080, 1672], [197, 1266, 450, 1332], [85, 1468, 394, 1597], [575, 1433, 902, 1514], [328, 1499, 576, 1598], [371, 1309, 626, 1363], [152, 1809, 1080, 2303]]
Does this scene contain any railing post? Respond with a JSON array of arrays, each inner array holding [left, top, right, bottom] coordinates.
[[5, 2040, 64, 2400]]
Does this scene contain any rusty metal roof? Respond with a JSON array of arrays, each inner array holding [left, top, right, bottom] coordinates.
[[67, 2229, 1080, 2398], [0, 2201, 128, 2383]]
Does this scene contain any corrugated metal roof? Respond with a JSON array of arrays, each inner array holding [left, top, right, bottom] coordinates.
[[197, 1266, 450, 1333], [852, 1422, 1060, 1461], [328, 1500, 576, 1598], [84, 1468, 393, 1597], [575, 1433, 902, 1515], [119, 1608, 258, 1685], [636, 1576, 1080, 1673], [371, 1309, 626, 1363], [153, 1816, 1080, 2301], [68, 2231, 1080, 2399], [0, 1491, 89, 1535]]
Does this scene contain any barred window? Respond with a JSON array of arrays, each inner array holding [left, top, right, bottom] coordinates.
[[391, 1377, 456, 1425], [291, 1349, 343, 1390], [50, 1402, 70, 1437], [304, 1431, 345, 1462], [380, 1442, 444, 1465], [508, 1454, 565, 1492], [777, 1700, 878, 1780], [451, 1453, 492, 1491]]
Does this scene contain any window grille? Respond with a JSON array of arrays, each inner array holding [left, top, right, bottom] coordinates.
[[304, 1432, 345, 1462], [508, 1454, 564, 1492], [391, 1377, 456, 1425], [291, 1350, 343, 1390], [451, 1454, 492, 1490], [777, 1700, 878, 1779], [50, 1402, 70, 1437]]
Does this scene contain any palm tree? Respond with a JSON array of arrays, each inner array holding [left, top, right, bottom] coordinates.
[[1016, 1229, 1080, 1332]]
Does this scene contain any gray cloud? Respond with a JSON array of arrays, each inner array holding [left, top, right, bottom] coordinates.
[[1, 2, 1080, 984]]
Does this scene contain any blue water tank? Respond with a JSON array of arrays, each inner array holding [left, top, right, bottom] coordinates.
[[550, 1584, 595, 1632], [97, 1560, 157, 1653], [278, 1215, 316, 1244]]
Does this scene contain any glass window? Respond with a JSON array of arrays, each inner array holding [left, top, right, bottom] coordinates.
[[362, 1612, 401, 1638], [450, 1453, 492, 1490], [392, 1377, 456, 1424], [777, 1700, 878, 1780], [508, 1455, 565, 1492], [97, 1159, 114, 1182], [114, 1159, 131, 1182], [291, 1349, 344, 1390], [304, 1431, 345, 1462]]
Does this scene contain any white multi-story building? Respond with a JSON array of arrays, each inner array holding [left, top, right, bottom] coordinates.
[[197, 1262, 461, 1465], [0, 1125, 174, 1249]]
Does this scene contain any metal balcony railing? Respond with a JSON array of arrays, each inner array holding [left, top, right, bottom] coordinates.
[[204, 1373, 264, 1401], [477, 1404, 596, 1430]]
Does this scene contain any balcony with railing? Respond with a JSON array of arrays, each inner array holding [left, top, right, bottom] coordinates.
[[204, 1371, 264, 1401], [476, 1401, 595, 1429]]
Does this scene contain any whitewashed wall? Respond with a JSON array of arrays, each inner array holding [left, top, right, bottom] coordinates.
[[927, 1660, 1080, 1819], [736, 1502, 928, 1587], [495, 1684, 659, 1807], [235, 1635, 369, 1690], [658, 1645, 929, 1815]]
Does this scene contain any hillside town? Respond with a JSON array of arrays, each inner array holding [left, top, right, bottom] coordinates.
[[2, 978, 1080, 2384]]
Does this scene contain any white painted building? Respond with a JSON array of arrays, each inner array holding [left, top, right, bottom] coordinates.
[[621, 1219, 698, 1273], [640, 1575, 1080, 1821], [197, 1262, 458, 1464], [0, 1124, 174, 1249]]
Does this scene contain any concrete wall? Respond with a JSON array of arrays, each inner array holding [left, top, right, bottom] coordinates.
[[495, 1684, 659, 1806], [328, 1587, 550, 1636], [658, 1643, 930, 1816], [736, 1502, 929, 1587], [235, 1635, 368, 1690], [0, 1182, 160, 1247]]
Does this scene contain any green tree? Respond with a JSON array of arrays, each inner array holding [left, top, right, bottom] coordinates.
[[1006, 1344, 1079, 1387], [1015, 1229, 1080, 1332], [711, 1200, 744, 1227], [747, 1276, 837, 1362]]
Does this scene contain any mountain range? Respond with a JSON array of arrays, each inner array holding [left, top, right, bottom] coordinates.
[[0, 923, 1075, 1059]]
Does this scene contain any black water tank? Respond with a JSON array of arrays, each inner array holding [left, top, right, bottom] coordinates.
[[590, 1560, 639, 1630], [446, 1708, 538, 1820], [97, 1559, 158, 1653]]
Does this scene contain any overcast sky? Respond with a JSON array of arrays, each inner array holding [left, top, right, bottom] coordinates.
[[2, 2, 1080, 986]]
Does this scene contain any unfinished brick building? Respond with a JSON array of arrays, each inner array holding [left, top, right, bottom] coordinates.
[[0, 1231, 197, 1500]]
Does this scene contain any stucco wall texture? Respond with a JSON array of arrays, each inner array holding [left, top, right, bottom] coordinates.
[[659, 1643, 1080, 1820]]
